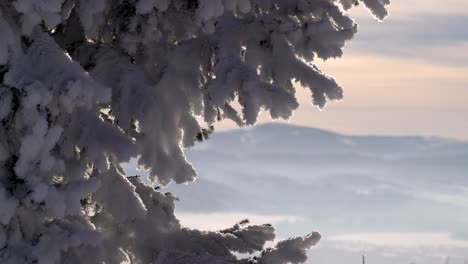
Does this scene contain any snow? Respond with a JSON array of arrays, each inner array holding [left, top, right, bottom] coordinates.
[[0, 188, 18, 225]]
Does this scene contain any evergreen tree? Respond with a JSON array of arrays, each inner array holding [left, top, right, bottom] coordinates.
[[0, 0, 389, 263]]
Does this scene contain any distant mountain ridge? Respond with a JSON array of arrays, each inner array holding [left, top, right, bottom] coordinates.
[[123, 123, 468, 236], [192, 123, 467, 155], [168, 123, 468, 235], [187, 123, 468, 181]]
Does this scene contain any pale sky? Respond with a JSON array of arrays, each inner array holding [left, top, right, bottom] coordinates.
[[216, 0, 468, 141]]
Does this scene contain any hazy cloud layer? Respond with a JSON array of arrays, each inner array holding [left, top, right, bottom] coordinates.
[[351, 0, 468, 18], [329, 232, 468, 248], [349, 14, 468, 66], [178, 212, 304, 231]]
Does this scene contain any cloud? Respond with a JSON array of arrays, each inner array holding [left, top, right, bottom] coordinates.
[[413, 190, 468, 209], [414, 41, 468, 67], [177, 212, 304, 231], [329, 232, 468, 249], [348, 14, 468, 66], [315, 54, 468, 109], [451, 232, 468, 242], [350, 0, 468, 20]]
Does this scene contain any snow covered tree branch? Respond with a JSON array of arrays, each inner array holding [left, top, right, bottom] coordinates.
[[0, 0, 389, 263]]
